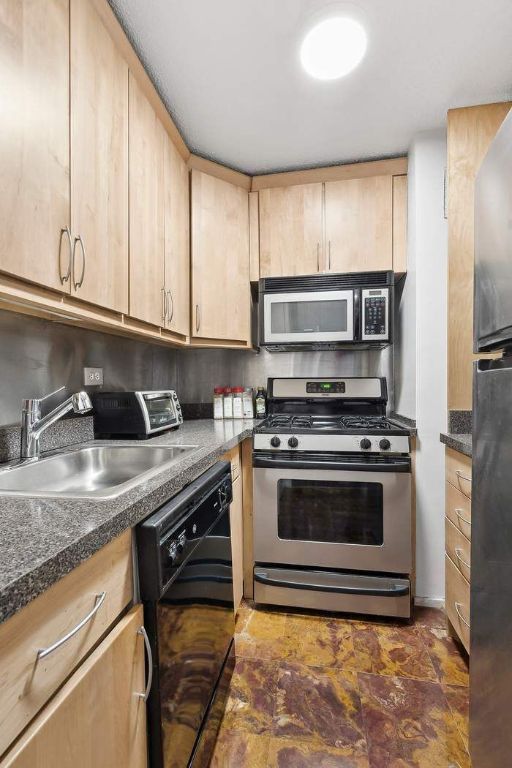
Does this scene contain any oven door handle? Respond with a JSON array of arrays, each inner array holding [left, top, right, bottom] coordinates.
[[252, 453, 411, 472], [254, 570, 410, 597]]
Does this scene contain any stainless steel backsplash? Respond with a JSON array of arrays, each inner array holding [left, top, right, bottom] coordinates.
[[175, 346, 394, 410], [0, 309, 394, 426], [0, 310, 178, 426]]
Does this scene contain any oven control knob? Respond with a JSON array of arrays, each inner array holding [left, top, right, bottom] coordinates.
[[177, 541, 185, 554], [270, 435, 281, 447], [360, 438, 372, 450], [379, 439, 391, 451], [288, 436, 299, 448]]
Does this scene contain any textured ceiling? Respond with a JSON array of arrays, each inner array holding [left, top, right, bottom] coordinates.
[[109, 0, 512, 175]]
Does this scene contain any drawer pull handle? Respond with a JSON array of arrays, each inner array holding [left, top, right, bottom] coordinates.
[[136, 626, 153, 702], [455, 547, 471, 572], [455, 508, 471, 527], [455, 601, 470, 628], [37, 592, 106, 661], [455, 469, 472, 497]]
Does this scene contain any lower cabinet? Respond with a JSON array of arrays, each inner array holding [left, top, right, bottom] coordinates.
[[230, 474, 244, 613], [222, 443, 245, 613], [1, 605, 147, 768], [445, 448, 472, 654]]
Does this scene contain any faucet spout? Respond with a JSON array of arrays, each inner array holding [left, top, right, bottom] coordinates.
[[21, 390, 93, 460]]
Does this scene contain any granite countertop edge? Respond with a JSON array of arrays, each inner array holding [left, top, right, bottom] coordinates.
[[0, 420, 255, 625], [440, 432, 472, 458]]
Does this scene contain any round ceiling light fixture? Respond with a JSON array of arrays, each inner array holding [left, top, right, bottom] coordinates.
[[300, 16, 367, 80]]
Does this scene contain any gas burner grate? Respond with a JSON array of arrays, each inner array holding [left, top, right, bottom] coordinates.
[[338, 416, 393, 431], [267, 415, 313, 429]]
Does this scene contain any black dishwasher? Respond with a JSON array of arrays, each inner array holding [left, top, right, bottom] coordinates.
[[137, 462, 235, 768]]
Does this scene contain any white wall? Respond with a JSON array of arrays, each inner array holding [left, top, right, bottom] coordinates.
[[398, 129, 448, 603]]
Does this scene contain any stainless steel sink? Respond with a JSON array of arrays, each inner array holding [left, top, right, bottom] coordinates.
[[0, 444, 200, 499]]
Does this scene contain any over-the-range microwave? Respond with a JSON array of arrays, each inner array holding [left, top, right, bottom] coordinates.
[[258, 271, 395, 351]]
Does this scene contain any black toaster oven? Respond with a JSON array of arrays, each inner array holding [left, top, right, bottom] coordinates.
[[92, 390, 183, 439]]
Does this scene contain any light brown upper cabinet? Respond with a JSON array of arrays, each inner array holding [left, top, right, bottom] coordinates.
[[0, 0, 70, 292], [163, 134, 190, 338], [259, 184, 323, 277], [70, 0, 129, 312], [324, 176, 393, 273], [128, 73, 165, 327], [191, 171, 250, 344]]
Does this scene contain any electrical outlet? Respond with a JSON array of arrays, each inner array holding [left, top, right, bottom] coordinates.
[[84, 367, 103, 386]]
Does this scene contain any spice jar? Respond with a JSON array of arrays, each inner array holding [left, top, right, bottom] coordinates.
[[232, 387, 244, 419], [213, 387, 224, 419], [223, 387, 234, 419]]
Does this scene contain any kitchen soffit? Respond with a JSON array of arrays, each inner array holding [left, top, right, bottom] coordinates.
[[109, 0, 512, 175]]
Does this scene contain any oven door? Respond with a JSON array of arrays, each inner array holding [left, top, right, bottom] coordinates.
[[262, 290, 355, 344], [253, 453, 411, 574]]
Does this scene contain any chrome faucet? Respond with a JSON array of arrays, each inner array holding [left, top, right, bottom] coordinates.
[[21, 386, 93, 460]]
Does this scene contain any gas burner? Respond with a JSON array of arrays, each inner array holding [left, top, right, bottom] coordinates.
[[338, 416, 393, 431], [267, 415, 313, 429]]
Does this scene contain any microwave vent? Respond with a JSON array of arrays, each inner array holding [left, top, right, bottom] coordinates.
[[261, 271, 393, 293]]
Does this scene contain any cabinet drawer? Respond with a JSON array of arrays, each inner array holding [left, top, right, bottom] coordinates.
[[0, 605, 146, 768], [0, 530, 132, 756], [445, 518, 471, 582], [223, 445, 241, 482], [446, 481, 472, 540], [446, 447, 472, 499], [445, 554, 470, 653]]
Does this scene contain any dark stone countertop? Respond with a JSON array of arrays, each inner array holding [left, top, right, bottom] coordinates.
[[0, 419, 255, 625], [440, 432, 472, 458], [388, 413, 417, 436]]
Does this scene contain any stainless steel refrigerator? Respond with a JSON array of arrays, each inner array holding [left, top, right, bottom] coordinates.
[[471, 106, 512, 767]]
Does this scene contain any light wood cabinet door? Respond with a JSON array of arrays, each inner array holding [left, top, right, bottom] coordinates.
[[191, 170, 250, 342], [259, 184, 323, 277], [324, 176, 393, 273], [0, 0, 70, 292], [129, 72, 165, 327], [70, 0, 129, 312], [1, 605, 147, 768], [230, 475, 244, 613], [163, 133, 190, 337]]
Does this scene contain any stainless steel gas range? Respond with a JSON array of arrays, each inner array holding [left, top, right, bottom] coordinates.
[[252, 377, 412, 619]]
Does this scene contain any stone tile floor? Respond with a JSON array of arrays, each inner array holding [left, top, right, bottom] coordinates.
[[210, 602, 470, 767]]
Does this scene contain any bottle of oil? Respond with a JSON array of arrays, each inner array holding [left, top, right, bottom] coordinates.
[[255, 386, 267, 419]]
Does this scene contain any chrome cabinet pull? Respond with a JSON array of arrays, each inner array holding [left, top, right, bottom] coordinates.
[[161, 287, 167, 323], [455, 547, 471, 572], [72, 235, 86, 289], [455, 470, 471, 483], [136, 625, 153, 702], [167, 290, 174, 324], [316, 242, 320, 271], [328, 239, 332, 270], [59, 227, 73, 284], [454, 601, 470, 628], [37, 592, 106, 661], [455, 508, 471, 527], [196, 304, 200, 332]]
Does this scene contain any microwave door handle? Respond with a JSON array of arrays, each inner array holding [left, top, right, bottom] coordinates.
[[353, 290, 361, 342]]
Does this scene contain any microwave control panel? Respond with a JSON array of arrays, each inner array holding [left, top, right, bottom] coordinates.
[[361, 288, 389, 341]]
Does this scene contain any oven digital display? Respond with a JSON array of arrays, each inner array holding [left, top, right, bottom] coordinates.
[[306, 381, 346, 394]]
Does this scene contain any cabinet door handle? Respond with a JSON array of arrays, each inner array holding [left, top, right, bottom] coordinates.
[[328, 239, 332, 270], [454, 601, 470, 628], [59, 227, 73, 284], [72, 235, 86, 289], [167, 290, 174, 323], [36, 592, 106, 661], [196, 304, 200, 332], [454, 547, 471, 572], [455, 508, 471, 527], [136, 625, 153, 702], [161, 287, 168, 323], [316, 242, 320, 271]]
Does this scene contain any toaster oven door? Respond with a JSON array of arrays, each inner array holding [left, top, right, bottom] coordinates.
[[262, 290, 355, 344], [136, 392, 179, 433]]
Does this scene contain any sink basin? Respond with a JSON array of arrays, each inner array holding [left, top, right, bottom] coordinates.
[[0, 444, 200, 499]]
